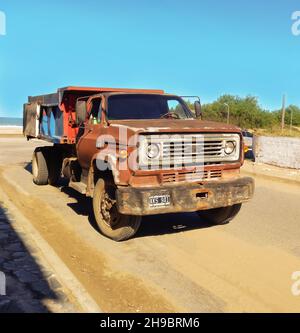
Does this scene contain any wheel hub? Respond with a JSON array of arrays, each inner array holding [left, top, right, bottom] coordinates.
[[100, 193, 118, 227]]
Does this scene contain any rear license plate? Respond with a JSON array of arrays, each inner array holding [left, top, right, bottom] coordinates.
[[149, 194, 171, 208]]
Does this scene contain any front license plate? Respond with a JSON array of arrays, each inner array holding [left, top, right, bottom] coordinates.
[[149, 194, 171, 208]]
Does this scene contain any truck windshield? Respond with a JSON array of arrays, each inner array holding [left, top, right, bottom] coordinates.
[[107, 94, 193, 120]]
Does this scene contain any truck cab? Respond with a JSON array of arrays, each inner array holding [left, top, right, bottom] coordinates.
[[24, 87, 254, 241]]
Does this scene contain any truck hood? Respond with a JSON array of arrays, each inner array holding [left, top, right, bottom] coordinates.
[[109, 119, 241, 134]]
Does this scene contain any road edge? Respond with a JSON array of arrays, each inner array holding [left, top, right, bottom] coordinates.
[[241, 169, 300, 186], [241, 162, 300, 186], [0, 184, 102, 313]]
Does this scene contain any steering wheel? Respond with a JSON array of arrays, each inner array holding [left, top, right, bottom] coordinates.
[[160, 112, 180, 119]]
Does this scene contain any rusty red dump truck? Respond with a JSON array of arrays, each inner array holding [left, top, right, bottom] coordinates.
[[23, 86, 254, 241]]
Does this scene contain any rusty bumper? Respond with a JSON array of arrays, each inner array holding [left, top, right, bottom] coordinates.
[[116, 177, 255, 216]]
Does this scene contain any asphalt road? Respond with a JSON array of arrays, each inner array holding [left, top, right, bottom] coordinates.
[[0, 137, 300, 313]]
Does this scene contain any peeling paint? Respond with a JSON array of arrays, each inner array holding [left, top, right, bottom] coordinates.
[[109, 124, 144, 133], [146, 127, 171, 132]]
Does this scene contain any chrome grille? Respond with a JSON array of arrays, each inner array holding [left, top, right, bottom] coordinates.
[[138, 133, 241, 170], [162, 138, 224, 161]]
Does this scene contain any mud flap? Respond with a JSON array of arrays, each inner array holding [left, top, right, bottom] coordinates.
[[23, 102, 41, 138]]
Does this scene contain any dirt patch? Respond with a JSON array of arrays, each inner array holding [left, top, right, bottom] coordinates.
[[0, 134, 23, 138], [0, 169, 176, 313]]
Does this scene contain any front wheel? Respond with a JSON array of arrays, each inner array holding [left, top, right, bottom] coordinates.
[[197, 204, 242, 225], [93, 179, 141, 241]]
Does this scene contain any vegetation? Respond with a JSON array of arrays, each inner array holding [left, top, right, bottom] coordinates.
[[186, 95, 300, 137]]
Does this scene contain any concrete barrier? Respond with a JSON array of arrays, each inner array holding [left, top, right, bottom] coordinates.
[[254, 136, 300, 169]]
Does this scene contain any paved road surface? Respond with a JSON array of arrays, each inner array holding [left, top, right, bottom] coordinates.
[[0, 137, 300, 312]]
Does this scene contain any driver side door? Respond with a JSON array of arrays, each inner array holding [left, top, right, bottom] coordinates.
[[77, 96, 104, 170]]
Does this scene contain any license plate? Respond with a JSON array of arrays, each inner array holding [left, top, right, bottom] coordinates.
[[149, 194, 171, 208]]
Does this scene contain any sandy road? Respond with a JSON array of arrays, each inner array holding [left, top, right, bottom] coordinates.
[[0, 137, 300, 313]]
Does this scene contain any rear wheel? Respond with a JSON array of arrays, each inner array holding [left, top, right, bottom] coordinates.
[[93, 178, 141, 241], [47, 149, 62, 186], [32, 149, 49, 185], [197, 204, 242, 225], [32, 147, 62, 186]]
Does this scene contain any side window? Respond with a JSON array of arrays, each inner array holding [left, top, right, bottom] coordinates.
[[90, 98, 102, 124], [167, 99, 186, 119]]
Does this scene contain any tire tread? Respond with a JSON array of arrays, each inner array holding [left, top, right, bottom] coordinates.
[[32, 149, 49, 186]]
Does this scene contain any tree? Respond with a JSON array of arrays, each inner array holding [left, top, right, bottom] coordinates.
[[201, 95, 265, 128]]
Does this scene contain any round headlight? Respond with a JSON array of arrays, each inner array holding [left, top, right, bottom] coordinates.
[[147, 143, 160, 159], [224, 141, 236, 155]]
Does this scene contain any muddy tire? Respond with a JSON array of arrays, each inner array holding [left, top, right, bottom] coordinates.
[[93, 179, 141, 241], [197, 204, 242, 225], [32, 149, 49, 186]]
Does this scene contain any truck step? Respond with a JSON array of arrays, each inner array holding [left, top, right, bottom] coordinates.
[[69, 181, 87, 195]]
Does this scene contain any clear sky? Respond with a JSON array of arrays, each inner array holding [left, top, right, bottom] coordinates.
[[0, 0, 300, 117]]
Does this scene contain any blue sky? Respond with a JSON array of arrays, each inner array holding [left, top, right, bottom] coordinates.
[[0, 0, 300, 117]]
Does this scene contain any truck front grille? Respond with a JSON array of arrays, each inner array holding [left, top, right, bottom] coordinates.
[[138, 133, 241, 170], [162, 138, 224, 163], [161, 169, 223, 184]]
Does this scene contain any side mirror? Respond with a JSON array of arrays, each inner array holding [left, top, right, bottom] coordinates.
[[76, 100, 87, 124], [194, 101, 202, 119]]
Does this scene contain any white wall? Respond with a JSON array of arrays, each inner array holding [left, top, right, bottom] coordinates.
[[254, 136, 300, 169]]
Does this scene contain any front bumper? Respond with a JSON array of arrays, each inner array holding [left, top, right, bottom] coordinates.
[[116, 177, 255, 216]]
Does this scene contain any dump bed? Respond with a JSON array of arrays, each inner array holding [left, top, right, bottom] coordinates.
[[23, 86, 164, 144]]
